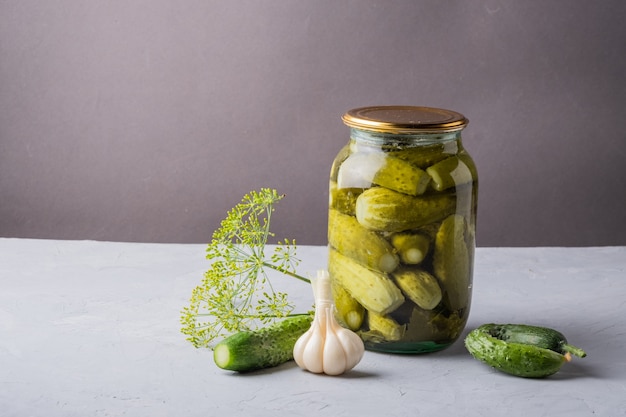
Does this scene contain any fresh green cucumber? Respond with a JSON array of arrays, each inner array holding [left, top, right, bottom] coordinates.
[[465, 323, 587, 378], [480, 323, 587, 358], [213, 315, 313, 372]]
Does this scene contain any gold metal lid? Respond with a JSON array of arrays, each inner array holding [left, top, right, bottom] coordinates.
[[342, 106, 468, 134]]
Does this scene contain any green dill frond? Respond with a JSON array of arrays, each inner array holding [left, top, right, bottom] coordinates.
[[180, 188, 311, 349]]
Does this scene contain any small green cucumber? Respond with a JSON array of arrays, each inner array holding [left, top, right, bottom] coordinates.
[[465, 323, 587, 378], [328, 248, 405, 315], [367, 311, 406, 342], [370, 154, 431, 196], [390, 232, 430, 265], [328, 209, 399, 273], [388, 141, 458, 168], [481, 323, 587, 358], [458, 151, 479, 182], [332, 279, 365, 331], [329, 182, 363, 216], [213, 315, 313, 372], [426, 155, 474, 192], [433, 214, 471, 311], [355, 187, 455, 233], [392, 268, 442, 310], [338, 152, 431, 196]]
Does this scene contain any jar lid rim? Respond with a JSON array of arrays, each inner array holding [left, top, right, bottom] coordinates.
[[342, 106, 468, 133]]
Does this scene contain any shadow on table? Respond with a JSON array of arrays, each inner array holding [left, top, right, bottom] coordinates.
[[219, 361, 379, 379]]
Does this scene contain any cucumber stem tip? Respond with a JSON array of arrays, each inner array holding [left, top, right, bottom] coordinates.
[[562, 344, 587, 359]]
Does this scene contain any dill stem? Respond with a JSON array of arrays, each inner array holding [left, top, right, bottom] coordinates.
[[262, 261, 311, 284]]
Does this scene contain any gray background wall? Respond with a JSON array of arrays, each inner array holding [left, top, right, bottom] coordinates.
[[1, 1, 625, 247]]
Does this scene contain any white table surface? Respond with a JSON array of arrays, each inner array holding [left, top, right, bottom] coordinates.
[[1, 238, 625, 417]]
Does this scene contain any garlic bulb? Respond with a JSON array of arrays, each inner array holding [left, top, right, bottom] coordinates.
[[293, 270, 365, 375]]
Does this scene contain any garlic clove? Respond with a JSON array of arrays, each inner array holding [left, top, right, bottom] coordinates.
[[322, 311, 348, 376], [300, 320, 325, 374], [292, 326, 313, 369], [336, 327, 365, 371]]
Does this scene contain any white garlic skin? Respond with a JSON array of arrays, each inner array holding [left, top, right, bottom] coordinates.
[[293, 270, 365, 375]]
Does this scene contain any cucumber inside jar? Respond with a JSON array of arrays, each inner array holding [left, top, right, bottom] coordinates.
[[337, 151, 431, 196]]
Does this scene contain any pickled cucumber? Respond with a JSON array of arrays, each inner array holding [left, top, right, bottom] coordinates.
[[371, 155, 431, 196], [328, 209, 399, 273], [388, 140, 458, 168], [331, 280, 365, 331], [392, 268, 442, 310], [355, 187, 455, 233], [390, 232, 430, 264], [328, 249, 405, 315], [367, 311, 406, 342], [458, 152, 478, 182], [433, 214, 471, 311], [426, 155, 473, 192], [338, 152, 431, 196], [329, 182, 363, 216]]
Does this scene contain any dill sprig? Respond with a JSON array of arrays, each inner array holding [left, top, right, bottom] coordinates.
[[180, 188, 311, 349]]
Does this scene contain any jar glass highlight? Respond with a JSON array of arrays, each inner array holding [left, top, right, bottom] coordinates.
[[327, 106, 478, 354]]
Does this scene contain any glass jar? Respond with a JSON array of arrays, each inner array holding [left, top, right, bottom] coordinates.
[[327, 106, 478, 353]]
